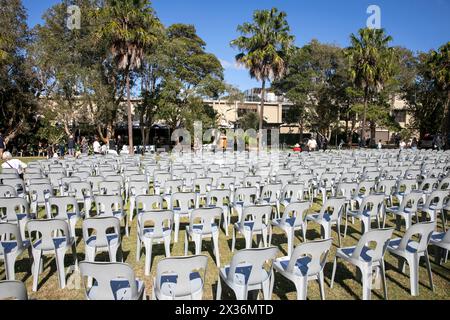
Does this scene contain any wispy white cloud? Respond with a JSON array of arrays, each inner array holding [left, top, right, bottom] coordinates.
[[219, 58, 246, 71]]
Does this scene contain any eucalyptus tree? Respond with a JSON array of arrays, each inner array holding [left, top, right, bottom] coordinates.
[[427, 42, 450, 145], [346, 28, 396, 145], [231, 8, 294, 134], [93, 0, 162, 154]]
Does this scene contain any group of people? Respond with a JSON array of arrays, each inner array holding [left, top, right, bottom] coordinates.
[[292, 136, 328, 153]]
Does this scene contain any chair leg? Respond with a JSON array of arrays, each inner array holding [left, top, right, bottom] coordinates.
[[380, 260, 388, 300], [231, 227, 236, 252], [164, 235, 171, 257], [55, 248, 67, 289], [318, 271, 326, 300], [216, 276, 222, 300], [262, 278, 271, 300], [409, 255, 420, 296], [424, 250, 434, 292], [32, 251, 42, 292], [144, 242, 153, 277], [136, 236, 141, 262], [361, 266, 372, 301], [294, 277, 308, 300], [4, 255, 16, 281], [213, 232, 220, 267], [184, 232, 189, 256], [174, 214, 180, 243], [330, 257, 338, 288]]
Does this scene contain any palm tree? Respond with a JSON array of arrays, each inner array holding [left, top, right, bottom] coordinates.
[[231, 8, 294, 142], [428, 42, 450, 146], [346, 28, 395, 146], [94, 0, 161, 154]]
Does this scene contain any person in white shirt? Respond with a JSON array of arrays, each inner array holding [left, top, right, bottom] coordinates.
[[377, 140, 382, 150], [399, 140, 406, 150], [2, 151, 27, 175], [93, 138, 101, 154], [307, 138, 318, 152]]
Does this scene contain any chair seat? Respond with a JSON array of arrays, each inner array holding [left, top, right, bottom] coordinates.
[[0, 240, 30, 255], [275, 256, 313, 277], [158, 272, 203, 298], [190, 224, 218, 235], [86, 234, 120, 248], [33, 237, 74, 251], [336, 246, 377, 263], [388, 238, 420, 254], [87, 279, 144, 300], [430, 232, 450, 249], [306, 213, 331, 223], [142, 227, 171, 238], [272, 217, 296, 228], [221, 264, 268, 286]]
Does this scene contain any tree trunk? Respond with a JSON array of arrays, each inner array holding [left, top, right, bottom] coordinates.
[[361, 87, 369, 147], [299, 111, 304, 143], [370, 121, 376, 147], [258, 80, 266, 152], [126, 72, 134, 155], [442, 90, 450, 148]]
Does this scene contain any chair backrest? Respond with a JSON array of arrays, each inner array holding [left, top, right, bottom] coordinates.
[[99, 181, 122, 196], [189, 207, 222, 234], [95, 195, 123, 216], [356, 181, 375, 197], [239, 205, 272, 230], [281, 202, 311, 227], [398, 221, 436, 253], [0, 280, 28, 300], [207, 189, 231, 208], [0, 185, 17, 198], [155, 255, 208, 298], [280, 183, 304, 202], [129, 180, 149, 196], [318, 197, 346, 221], [0, 197, 29, 222], [68, 181, 93, 200], [0, 223, 24, 255], [285, 239, 332, 276], [336, 182, 358, 200], [260, 183, 282, 203], [352, 228, 394, 262], [83, 216, 121, 247], [163, 180, 183, 195], [359, 194, 385, 218], [377, 179, 397, 195], [138, 210, 173, 239], [136, 195, 163, 212], [26, 219, 70, 251], [171, 192, 196, 211], [28, 183, 53, 203], [397, 179, 418, 194], [194, 178, 213, 194], [438, 177, 450, 191], [216, 177, 235, 190], [399, 191, 424, 212], [86, 176, 105, 193], [234, 187, 257, 206], [227, 247, 279, 286], [423, 190, 448, 209], [1, 178, 25, 193], [420, 178, 439, 192], [79, 262, 139, 300], [47, 196, 80, 219]]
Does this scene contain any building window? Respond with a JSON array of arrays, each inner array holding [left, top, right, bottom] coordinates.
[[282, 106, 291, 123], [394, 110, 406, 123]]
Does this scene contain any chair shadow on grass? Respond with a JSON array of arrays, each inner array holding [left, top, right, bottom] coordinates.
[[384, 259, 435, 294], [323, 261, 361, 300]]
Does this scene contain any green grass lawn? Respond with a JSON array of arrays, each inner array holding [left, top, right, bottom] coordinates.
[[1, 157, 449, 300]]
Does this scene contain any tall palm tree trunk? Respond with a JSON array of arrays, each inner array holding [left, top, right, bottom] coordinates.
[[442, 91, 450, 148], [258, 79, 266, 152], [361, 87, 368, 147], [126, 72, 134, 155]]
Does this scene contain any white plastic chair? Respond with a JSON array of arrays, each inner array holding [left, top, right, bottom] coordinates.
[[216, 247, 278, 300], [331, 228, 394, 300], [387, 221, 435, 296], [0, 223, 31, 280], [274, 239, 332, 300], [232, 205, 271, 251]]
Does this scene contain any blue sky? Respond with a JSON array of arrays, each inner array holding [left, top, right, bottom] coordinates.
[[23, 0, 450, 91]]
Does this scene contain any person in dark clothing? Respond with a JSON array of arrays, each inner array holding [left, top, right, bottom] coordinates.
[[117, 135, 124, 152], [0, 131, 5, 159], [68, 135, 75, 156]]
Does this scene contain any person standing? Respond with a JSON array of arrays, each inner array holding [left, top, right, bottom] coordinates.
[[377, 140, 382, 150], [81, 137, 89, 154], [68, 134, 75, 156], [307, 137, 318, 152], [93, 137, 101, 155], [399, 140, 406, 150], [411, 137, 418, 151], [0, 131, 5, 159]]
